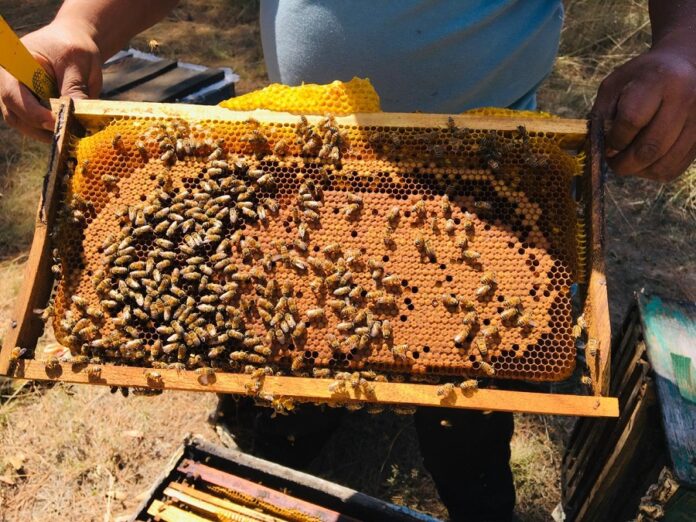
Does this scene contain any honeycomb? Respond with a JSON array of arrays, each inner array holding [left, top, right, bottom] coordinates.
[[50, 110, 584, 383], [218, 77, 381, 115]]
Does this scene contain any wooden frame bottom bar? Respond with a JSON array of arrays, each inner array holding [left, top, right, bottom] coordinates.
[[9, 360, 618, 417]]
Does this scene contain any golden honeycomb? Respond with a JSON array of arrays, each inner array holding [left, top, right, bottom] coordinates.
[[50, 110, 584, 383], [218, 77, 381, 115]]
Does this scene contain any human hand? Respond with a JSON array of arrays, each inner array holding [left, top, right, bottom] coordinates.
[[593, 45, 696, 182], [0, 20, 102, 142]]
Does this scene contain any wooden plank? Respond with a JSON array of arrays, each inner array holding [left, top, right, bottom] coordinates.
[[586, 115, 611, 396], [101, 57, 177, 98], [166, 483, 285, 522], [564, 363, 650, 499], [147, 500, 209, 522], [574, 385, 660, 521], [49, 99, 589, 149], [178, 460, 358, 522], [8, 360, 618, 416], [638, 292, 696, 487], [0, 97, 76, 374], [564, 320, 644, 472], [109, 67, 224, 103]]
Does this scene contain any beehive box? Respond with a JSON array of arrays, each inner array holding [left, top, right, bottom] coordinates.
[[0, 97, 617, 416], [132, 435, 439, 522]]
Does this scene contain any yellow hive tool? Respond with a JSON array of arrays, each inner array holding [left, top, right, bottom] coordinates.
[[0, 15, 58, 100]]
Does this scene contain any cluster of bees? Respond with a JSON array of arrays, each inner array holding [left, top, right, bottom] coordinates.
[[33, 112, 591, 406], [47, 117, 492, 408]]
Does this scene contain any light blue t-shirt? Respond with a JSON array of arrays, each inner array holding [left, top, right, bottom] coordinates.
[[260, 1, 563, 112]]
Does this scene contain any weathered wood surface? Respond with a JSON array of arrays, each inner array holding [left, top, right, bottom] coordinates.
[[638, 291, 696, 487]]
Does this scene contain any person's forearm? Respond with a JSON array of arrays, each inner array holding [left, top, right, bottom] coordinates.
[[53, 0, 179, 60], [649, 0, 696, 58]]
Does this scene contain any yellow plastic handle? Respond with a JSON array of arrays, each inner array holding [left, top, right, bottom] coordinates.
[[0, 15, 58, 100]]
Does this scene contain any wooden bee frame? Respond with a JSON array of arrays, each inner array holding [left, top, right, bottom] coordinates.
[[0, 97, 617, 417]]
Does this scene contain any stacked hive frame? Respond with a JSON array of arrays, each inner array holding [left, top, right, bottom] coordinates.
[[0, 98, 617, 416]]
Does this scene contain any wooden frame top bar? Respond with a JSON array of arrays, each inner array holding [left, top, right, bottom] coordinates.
[[51, 99, 588, 148]]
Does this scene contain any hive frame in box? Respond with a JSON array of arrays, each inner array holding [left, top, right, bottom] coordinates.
[[0, 97, 617, 417]]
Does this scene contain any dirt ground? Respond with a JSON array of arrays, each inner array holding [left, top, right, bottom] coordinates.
[[0, 1, 695, 521]]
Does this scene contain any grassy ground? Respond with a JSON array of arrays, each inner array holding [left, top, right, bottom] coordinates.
[[0, 1, 694, 520]]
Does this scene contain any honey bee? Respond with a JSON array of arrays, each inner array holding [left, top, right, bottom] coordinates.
[[516, 314, 535, 328], [9, 346, 26, 362], [480, 271, 497, 285], [437, 382, 456, 398], [44, 356, 60, 372], [375, 295, 396, 308], [328, 379, 347, 394], [392, 344, 409, 359], [411, 199, 427, 221], [383, 230, 397, 249], [111, 133, 123, 149], [474, 201, 492, 212], [144, 369, 163, 385], [441, 194, 452, 217], [500, 308, 519, 321], [444, 219, 456, 234], [291, 356, 304, 372], [349, 285, 364, 300], [273, 139, 289, 156], [459, 379, 478, 391], [86, 364, 102, 380], [572, 324, 583, 338], [344, 203, 361, 219], [381, 319, 392, 339], [475, 284, 492, 299], [461, 249, 481, 262], [580, 375, 592, 386], [502, 297, 522, 309], [442, 294, 459, 309], [382, 275, 400, 289], [71, 295, 88, 309], [196, 367, 216, 385], [586, 338, 599, 357], [313, 368, 332, 378], [160, 149, 176, 166], [453, 327, 471, 344], [414, 235, 436, 261], [480, 361, 496, 376], [322, 243, 342, 257], [102, 174, 118, 186], [462, 215, 475, 233], [386, 206, 400, 229], [481, 326, 499, 339]]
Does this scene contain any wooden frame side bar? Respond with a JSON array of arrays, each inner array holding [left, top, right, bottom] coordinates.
[[50, 99, 588, 149], [10, 360, 618, 417], [0, 97, 75, 374], [587, 116, 612, 396]]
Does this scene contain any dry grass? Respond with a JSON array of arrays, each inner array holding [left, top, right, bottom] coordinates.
[[0, 1, 694, 521], [0, 384, 217, 521], [0, 129, 49, 258]]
